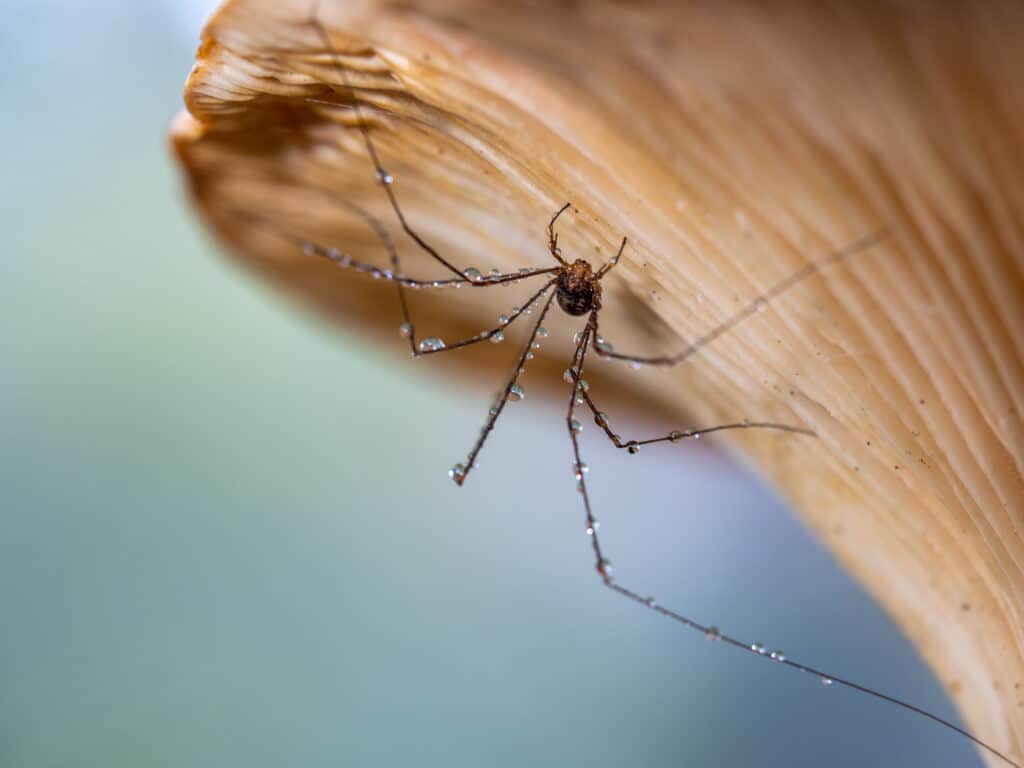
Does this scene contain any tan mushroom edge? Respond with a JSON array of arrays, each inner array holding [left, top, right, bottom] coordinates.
[[169, 0, 1024, 761]]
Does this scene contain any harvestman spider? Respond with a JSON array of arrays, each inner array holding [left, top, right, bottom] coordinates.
[[228, 6, 1020, 766]]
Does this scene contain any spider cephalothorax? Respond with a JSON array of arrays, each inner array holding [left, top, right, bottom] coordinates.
[[556, 259, 601, 316]]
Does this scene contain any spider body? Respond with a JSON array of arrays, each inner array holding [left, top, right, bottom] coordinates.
[[555, 259, 601, 316]]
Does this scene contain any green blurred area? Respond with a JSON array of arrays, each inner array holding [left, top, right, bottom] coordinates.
[[0, 2, 979, 766]]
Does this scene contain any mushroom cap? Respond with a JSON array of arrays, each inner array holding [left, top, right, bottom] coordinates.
[[171, 2, 1024, 760]]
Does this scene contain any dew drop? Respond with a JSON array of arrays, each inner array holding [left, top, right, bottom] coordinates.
[[508, 384, 525, 401], [573, 462, 589, 479], [668, 430, 684, 442], [448, 463, 466, 482], [490, 268, 502, 278], [488, 406, 498, 416], [751, 642, 766, 654], [644, 596, 657, 607], [377, 169, 394, 185], [595, 338, 615, 354], [490, 330, 505, 344], [770, 650, 786, 662], [418, 337, 446, 352], [464, 267, 483, 282], [562, 368, 576, 384], [705, 626, 722, 642], [594, 412, 609, 427], [399, 322, 413, 338], [536, 327, 549, 338], [629, 359, 641, 370], [577, 379, 590, 392], [599, 558, 613, 575], [626, 441, 640, 455], [497, 314, 510, 325], [570, 419, 583, 434], [526, 352, 535, 360], [573, 331, 586, 345], [531, 341, 541, 350], [511, 305, 521, 314], [821, 677, 833, 686]]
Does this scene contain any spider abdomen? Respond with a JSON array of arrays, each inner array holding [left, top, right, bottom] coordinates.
[[556, 260, 600, 316]]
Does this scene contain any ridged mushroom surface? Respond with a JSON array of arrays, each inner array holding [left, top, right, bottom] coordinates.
[[170, 1, 1024, 761]]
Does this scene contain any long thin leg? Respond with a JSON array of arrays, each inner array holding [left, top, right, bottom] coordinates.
[[593, 229, 888, 366], [412, 277, 557, 357], [289, 190, 558, 358], [232, 207, 558, 357], [566, 312, 1021, 768], [566, 312, 610, 579], [235, 205, 556, 286], [308, 4, 476, 282], [307, 1, 568, 366], [567, 369, 814, 451], [450, 288, 558, 486]]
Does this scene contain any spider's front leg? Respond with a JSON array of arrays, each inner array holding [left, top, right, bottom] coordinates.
[[590, 229, 889, 368]]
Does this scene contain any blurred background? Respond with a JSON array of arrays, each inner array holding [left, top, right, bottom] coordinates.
[[0, 1, 983, 766]]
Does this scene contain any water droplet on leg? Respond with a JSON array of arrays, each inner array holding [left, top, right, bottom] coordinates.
[[418, 337, 446, 352]]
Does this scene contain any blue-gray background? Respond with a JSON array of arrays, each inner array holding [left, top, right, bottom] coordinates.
[[0, 1, 980, 766]]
